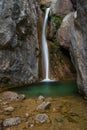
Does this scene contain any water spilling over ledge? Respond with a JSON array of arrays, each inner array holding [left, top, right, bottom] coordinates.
[[42, 8, 50, 81]]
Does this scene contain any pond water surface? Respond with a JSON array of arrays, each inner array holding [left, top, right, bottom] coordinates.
[[10, 81, 78, 97]]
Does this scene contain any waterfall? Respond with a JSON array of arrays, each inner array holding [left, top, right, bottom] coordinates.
[[42, 8, 50, 81]]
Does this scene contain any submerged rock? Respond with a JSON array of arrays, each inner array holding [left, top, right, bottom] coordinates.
[[3, 117, 21, 127], [37, 102, 51, 110], [35, 114, 49, 123]]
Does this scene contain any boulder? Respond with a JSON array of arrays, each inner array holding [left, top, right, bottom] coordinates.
[[35, 114, 49, 123], [2, 91, 25, 101], [3, 117, 21, 127], [51, 0, 73, 16], [0, 0, 38, 91]]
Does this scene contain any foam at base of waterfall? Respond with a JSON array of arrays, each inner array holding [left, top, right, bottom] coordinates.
[[41, 79, 55, 82]]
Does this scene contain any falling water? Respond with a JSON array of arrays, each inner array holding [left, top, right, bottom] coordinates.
[[42, 8, 50, 81]]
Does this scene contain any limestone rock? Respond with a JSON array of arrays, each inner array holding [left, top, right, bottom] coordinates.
[[0, 0, 38, 91], [4, 107, 14, 112], [37, 101, 51, 110], [57, 12, 75, 49], [51, 0, 73, 16], [3, 117, 21, 127], [38, 95, 45, 101], [2, 91, 25, 101], [70, 0, 87, 96], [35, 114, 49, 123]]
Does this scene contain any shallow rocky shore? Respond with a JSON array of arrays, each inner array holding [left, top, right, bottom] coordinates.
[[0, 91, 87, 130]]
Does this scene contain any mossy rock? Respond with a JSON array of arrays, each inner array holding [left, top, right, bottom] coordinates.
[[51, 15, 64, 27]]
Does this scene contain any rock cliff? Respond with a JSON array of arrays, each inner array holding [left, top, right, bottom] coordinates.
[[71, 0, 87, 97], [0, 0, 38, 90], [54, 0, 87, 97]]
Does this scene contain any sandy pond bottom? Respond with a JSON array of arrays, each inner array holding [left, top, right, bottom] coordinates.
[[0, 81, 87, 130]]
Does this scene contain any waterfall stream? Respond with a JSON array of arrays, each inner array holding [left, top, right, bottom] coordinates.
[[42, 8, 50, 81]]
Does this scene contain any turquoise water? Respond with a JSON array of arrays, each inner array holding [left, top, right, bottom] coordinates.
[[9, 81, 78, 97]]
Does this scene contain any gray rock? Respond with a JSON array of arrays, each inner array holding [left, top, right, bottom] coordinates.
[[51, 0, 73, 16], [70, 0, 87, 96], [2, 91, 26, 101], [35, 114, 49, 123], [3, 117, 21, 127], [38, 95, 45, 101], [0, 0, 38, 91], [18, 94, 26, 100], [2, 91, 19, 100], [37, 101, 51, 110], [57, 12, 75, 50], [4, 107, 14, 112]]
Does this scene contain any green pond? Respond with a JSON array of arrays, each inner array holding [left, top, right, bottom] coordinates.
[[9, 81, 79, 97]]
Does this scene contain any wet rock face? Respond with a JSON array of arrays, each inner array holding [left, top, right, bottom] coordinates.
[[71, 0, 87, 96], [0, 0, 38, 90]]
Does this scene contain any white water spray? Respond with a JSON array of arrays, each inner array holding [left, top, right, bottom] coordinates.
[[42, 8, 50, 81]]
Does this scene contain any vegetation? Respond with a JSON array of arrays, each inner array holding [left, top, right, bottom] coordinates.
[[51, 15, 64, 27]]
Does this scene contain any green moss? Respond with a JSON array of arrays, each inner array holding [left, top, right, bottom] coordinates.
[[51, 15, 64, 27], [40, 5, 46, 13]]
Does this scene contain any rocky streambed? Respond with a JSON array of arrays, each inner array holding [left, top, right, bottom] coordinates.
[[0, 91, 87, 130]]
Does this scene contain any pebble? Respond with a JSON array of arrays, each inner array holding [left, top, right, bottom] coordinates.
[[56, 117, 64, 122], [25, 113, 29, 118], [52, 108, 57, 112], [29, 123, 34, 127]]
